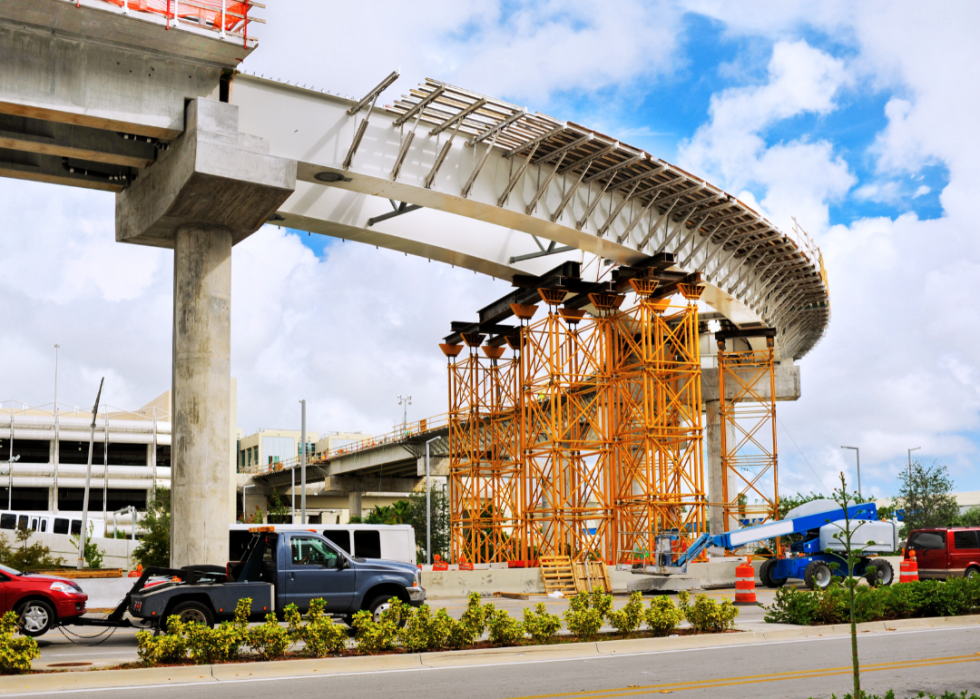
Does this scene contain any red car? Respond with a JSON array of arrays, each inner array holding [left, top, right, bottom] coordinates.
[[0, 563, 89, 636], [905, 527, 980, 580]]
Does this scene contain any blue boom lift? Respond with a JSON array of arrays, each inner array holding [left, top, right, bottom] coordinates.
[[642, 501, 898, 590]]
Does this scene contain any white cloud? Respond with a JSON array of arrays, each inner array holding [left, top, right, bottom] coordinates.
[[678, 40, 854, 232], [241, 0, 684, 111]]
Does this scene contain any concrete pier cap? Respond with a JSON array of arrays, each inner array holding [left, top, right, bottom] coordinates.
[[117, 97, 296, 566]]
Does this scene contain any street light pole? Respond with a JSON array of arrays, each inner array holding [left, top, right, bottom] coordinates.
[[424, 436, 440, 565], [53, 344, 60, 512], [841, 446, 861, 497], [397, 395, 412, 431], [907, 447, 920, 481], [300, 399, 307, 525]]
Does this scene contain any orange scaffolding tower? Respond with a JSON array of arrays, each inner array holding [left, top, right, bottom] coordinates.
[[441, 334, 522, 563], [613, 280, 706, 564], [519, 289, 617, 562], [443, 279, 708, 565], [717, 335, 779, 536]]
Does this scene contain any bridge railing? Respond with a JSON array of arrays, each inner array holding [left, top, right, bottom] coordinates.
[[240, 413, 449, 476], [94, 0, 265, 45]]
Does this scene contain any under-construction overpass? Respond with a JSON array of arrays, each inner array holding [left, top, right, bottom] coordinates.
[[0, 0, 826, 564]]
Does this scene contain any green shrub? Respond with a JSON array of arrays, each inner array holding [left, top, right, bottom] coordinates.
[[0, 611, 40, 674], [399, 604, 453, 652], [185, 621, 247, 664], [677, 591, 738, 633], [645, 595, 683, 637], [764, 577, 980, 626], [522, 603, 562, 644], [136, 615, 189, 665], [485, 605, 524, 646], [607, 592, 644, 635], [298, 599, 348, 656], [458, 592, 488, 639], [563, 589, 611, 640], [248, 613, 293, 660], [352, 598, 406, 653]]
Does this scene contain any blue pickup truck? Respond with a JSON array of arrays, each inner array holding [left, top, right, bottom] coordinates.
[[127, 527, 425, 628]]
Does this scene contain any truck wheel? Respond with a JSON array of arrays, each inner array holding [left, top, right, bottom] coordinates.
[[865, 560, 894, 587], [759, 558, 788, 588], [171, 601, 214, 628], [17, 599, 55, 637], [804, 561, 833, 591], [966, 566, 980, 581], [366, 596, 408, 625]]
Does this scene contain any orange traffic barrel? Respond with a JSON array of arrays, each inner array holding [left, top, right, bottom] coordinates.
[[734, 562, 757, 605], [900, 551, 919, 583]]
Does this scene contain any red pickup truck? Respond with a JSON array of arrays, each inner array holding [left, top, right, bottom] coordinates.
[[905, 527, 980, 580]]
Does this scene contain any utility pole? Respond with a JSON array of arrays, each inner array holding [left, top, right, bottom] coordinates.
[[300, 399, 307, 525], [102, 406, 108, 523], [53, 344, 60, 512], [8, 409, 14, 510], [424, 436, 440, 565], [841, 446, 861, 498], [78, 378, 104, 569]]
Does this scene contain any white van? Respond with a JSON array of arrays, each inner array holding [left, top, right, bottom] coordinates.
[[228, 524, 416, 565], [0, 511, 106, 538]]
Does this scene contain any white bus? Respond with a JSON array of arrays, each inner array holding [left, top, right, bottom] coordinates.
[[228, 523, 416, 565], [0, 511, 107, 538]]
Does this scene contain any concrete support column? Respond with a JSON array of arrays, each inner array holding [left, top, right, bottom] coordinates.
[[348, 491, 362, 520], [170, 223, 232, 567], [705, 399, 725, 536]]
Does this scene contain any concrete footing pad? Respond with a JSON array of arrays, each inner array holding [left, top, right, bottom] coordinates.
[[626, 574, 701, 593]]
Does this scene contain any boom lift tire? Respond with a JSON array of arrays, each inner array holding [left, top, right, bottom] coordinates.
[[803, 561, 833, 590], [865, 559, 894, 587], [170, 600, 214, 628], [759, 558, 788, 588]]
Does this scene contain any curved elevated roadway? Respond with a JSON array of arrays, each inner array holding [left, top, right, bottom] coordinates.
[[232, 74, 830, 360]]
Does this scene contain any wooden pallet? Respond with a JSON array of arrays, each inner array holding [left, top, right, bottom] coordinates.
[[572, 561, 611, 593], [539, 555, 577, 595]]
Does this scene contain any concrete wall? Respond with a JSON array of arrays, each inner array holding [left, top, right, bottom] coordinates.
[[1, 530, 139, 572]]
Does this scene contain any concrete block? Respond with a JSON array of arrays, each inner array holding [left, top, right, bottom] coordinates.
[[116, 98, 296, 248], [702, 362, 801, 402], [422, 568, 543, 598]]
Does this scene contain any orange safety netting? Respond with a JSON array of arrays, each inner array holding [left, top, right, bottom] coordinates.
[[102, 0, 254, 35]]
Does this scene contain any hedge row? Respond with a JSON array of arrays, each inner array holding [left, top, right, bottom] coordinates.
[[764, 576, 980, 626], [127, 590, 738, 669]]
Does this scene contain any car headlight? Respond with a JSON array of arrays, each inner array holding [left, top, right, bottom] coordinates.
[[50, 582, 76, 593], [414, 567, 422, 587]]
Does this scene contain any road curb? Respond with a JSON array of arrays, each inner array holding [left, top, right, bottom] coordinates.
[[5, 614, 980, 694]]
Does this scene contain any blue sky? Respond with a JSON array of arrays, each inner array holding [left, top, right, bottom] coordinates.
[[2, 2, 976, 505]]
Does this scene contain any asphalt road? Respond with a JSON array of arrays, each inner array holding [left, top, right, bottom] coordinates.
[[19, 626, 980, 699]]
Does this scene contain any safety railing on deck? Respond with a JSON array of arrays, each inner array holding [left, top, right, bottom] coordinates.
[[93, 0, 265, 45], [240, 413, 450, 476]]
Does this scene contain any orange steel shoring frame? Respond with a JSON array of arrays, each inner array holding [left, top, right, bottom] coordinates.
[[613, 281, 706, 564], [520, 290, 616, 563], [443, 283, 707, 564], [717, 337, 779, 536], [442, 338, 522, 564]]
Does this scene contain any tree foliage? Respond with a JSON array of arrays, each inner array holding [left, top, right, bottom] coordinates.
[[133, 487, 170, 568], [896, 461, 960, 537], [0, 528, 63, 571], [406, 485, 450, 561]]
